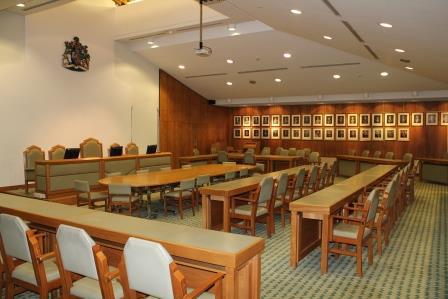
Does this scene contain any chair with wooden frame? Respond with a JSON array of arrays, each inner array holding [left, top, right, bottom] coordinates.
[[80, 137, 103, 158], [0, 213, 61, 299], [273, 172, 290, 232], [74, 179, 108, 209], [317, 163, 328, 190], [0, 254, 4, 291], [348, 149, 357, 156], [385, 151, 394, 159], [195, 174, 210, 211], [243, 152, 256, 165], [260, 146, 271, 155], [327, 160, 337, 186], [54, 224, 123, 299], [125, 142, 139, 155], [163, 178, 196, 219], [308, 151, 320, 165], [285, 168, 306, 202], [373, 150, 382, 158], [304, 165, 319, 195], [23, 145, 45, 194], [117, 237, 223, 299], [107, 184, 140, 216], [230, 176, 275, 237], [279, 149, 289, 156], [192, 148, 200, 156], [405, 162, 418, 205], [48, 144, 65, 160], [217, 151, 228, 163], [288, 148, 297, 156], [328, 188, 380, 276], [361, 150, 370, 157], [108, 142, 121, 157], [274, 146, 283, 155]]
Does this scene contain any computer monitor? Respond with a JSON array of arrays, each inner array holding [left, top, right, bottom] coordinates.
[[109, 146, 123, 157], [64, 148, 80, 159], [146, 144, 157, 154]]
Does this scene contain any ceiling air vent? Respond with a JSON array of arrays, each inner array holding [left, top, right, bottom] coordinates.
[[186, 73, 227, 79], [238, 68, 288, 74], [301, 62, 360, 69], [321, 0, 341, 16]]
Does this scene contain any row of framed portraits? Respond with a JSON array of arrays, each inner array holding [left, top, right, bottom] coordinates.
[[233, 127, 411, 141], [233, 112, 448, 127]]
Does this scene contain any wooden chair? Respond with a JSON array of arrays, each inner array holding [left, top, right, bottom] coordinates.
[[163, 178, 196, 219], [274, 147, 283, 155], [217, 151, 228, 163], [54, 224, 123, 298], [230, 176, 275, 237], [308, 151, 320, 165], [80, 137, 103, 158], [279, 149, 289, 156], [108, 184, 140, 216], [328, 188, 380, 276], [243, 152, 256, 164], [317, 163, 328, 190], [125, 142, 139, 155], [0, 214, 61, 298], [361, 150, 370, 157], [108, 142, 121, 157], [195, 174, 210, 211], [117, 237, 223, 299], [288, 148, 297, 156], [373, 150, 382, 158], [192, 148, 200, 156], [385, 152, 394, 159], [48, 144, 65, 160], [273, 172, 290, 231], [327, 160, 337, 186], [74, 179, 108, 209], [304, 165, 319, 195], [286, 168, 306, 202], [260, 146, 271, 155], [23, 145, 45, 194]]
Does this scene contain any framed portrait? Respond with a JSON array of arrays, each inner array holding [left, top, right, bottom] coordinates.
[[385, 128, 396, 140], [313, 128, 323, 140], [335, 114, 346, 126], [261, 128, 270, 139], [385, 113, 396, 126], [348, 128, 358, 140], [426, 112, 438, 125], [398, 113, 410, 126], [252, 128, 260, 139], [302, 115, 312, 126], [360, 128, 371, 141], [302, 128, 312, 140], [261, 115, 270, 126], [271, 128, 280, 139], [324, 128, 334, 140], [233, 128, 241, 138], [252, 115, 260, 126], [281, 128, 290, 139], [441, 112, 448, 125], [335, 128, 346, 140], [398, 128, 410, 141], [242, 128, 251, 138], [242, 116, 251, 126], [324, 114, 334, 126], [372, 128, 383, 141], [291, 128, 301, 140], [372, 113, 383, 126], [233, 115, 241, 126], [281, 115, 290, 126], [360, 114, 370, 126], [313, 114, 323, 126], [347, 114, 358, 127], [271, 115, 280, 127], [411, 113, 423, 126], [292, 115, 301, 126]]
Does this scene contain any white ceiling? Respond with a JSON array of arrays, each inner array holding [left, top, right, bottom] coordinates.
[[0, 0, 73, 14]]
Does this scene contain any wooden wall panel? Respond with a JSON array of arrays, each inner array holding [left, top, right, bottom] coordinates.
[[159, 70, 230, 157]]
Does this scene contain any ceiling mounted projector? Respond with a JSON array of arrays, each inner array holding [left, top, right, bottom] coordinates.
[[195, 0, 212, 57], [195, 46, 212, 57]]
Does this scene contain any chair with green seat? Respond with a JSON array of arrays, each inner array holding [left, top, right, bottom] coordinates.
[[273, 172, 289, 231], [125, 142, 139, 155], [48, 144, 65, 160], [163, 178, 196, 219], [217, 151, 228, 163], [243, 152, 256, 165], [304, 165, 319, 195], [385, 152, 394, 159], [245, 148, 255, 154], [373, 150, 382, 158], [308, 151, 320, 165], [195, 175, 210, 211], [317, 163, 328, 190], [303, 148, 311, 158], [288, 148, 297, 156], [74, 180, 108, 210], [402, 152, 413, 165], [80, 137, 103, 158], [361, 150, 370, 157], [328, 160, 337, 186], [261, 147, 271, 155], [275, 147, 283, 155], [285, 168, 306, 202], [279, 149, 289, 156], [192, 148, 200, 156], [108, 184, 140, 216], [23, 145, 45, 194], [348, 149, 357, 156], [239, 168, 249, 178]]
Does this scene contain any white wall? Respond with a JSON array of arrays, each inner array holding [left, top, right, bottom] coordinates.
[[0, 0, 159, 186]]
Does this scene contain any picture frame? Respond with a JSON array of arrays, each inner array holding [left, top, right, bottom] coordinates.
[[252, 128, 260, 139], [360, 128, 371, 141], [372, 128, 383, 141], [252, 115, 260, 126], [233, 128, 241, 138], [291, 128, 301, 140], [411, 113, 423, 126], [302, 128, 312, 140], [313, 114, 323, 126], [348, 128, 358, 140], [398, 113, 410, 126], [242, 116, 251, 126], [372, 113, 383, 126], [335, 128, 346, 140], [233, 115, 241, 126], [385, 113, 396, 126], [261, 128, 270, 139], [324, 128, 334, 140], [347, 114, 358, 127], [360, 114, 370, 126], [426, 112, 438, 125], [313, 128, 323, 140], [397, 128, 410, 141], [281, 128, 290, 139], [242, 128, 251, 138], [291, 115, 301, 126], [302, 115, 312, 126], [271, 128, 280, 139], [385, 128, 396, 140], [281, 115, 290, 126], [324, 114, 334, 127], [271, 115, 280, 127], [441, 112, 448, 125], [335, 114, 346, 126], [262, 115, 270, 126]]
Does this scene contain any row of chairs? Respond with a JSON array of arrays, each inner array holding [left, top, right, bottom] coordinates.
[[0, 214, 223, 298], [349, 149, 414, 162]]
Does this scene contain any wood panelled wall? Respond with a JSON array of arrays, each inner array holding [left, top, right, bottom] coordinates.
[[231, 102, 448, 158], [159, 70, 230, 157]]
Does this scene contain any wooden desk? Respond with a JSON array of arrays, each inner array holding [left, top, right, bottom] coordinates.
[[200, 166, 311, 232], [336, 155, 405, 177], [228, 153, 301, 172], [289, 165, 397, 273], [177, 154, 218, 167], [0, 194, 264, 299], [418, 157, 448, 185]]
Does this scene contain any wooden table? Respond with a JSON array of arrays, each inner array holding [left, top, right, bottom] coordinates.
[[177, 154, 218, 167], [200, 165, 311, 232], [418, 157, 448, 185], [289, 165, 397, 273], [336, 155, 405, 177], [0, 194, 264, 299]]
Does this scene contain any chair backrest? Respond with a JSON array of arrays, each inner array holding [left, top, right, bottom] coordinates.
[[49, 144, 65, 160], [288, 148, 297, 156], [276, 172, 289, 196], [279, 149, 289, 156], [224, 172, 236, 180], [258, 176, 274, 204], [295, 168, 306, 191], [319, 163, 328, 188], [74, 180, 90, 193], [255, 163, 265, 173], [309, 152, 320, 164], [192, 148, 200, 156], [373, 150, 382, 158], [275, 147, 283, 155], [108, 184, 131, 195], [361, 150, 370, 157], [402, 152, 413, 162], [181, 164, 192, 169], [80, 138, 103, 158], [0, 214, 32, 262], [245, 148, 255, 154], [125, 143, 139, 155], [309, 165, 319, 185], [196, 175, 210, 187], [179, 178, 195, 190], [261, 147, 271, 155], [243, 152, 256, 164], [303, 148, 311, 157], [23, 145, 45, 170], [123, 237, 174, 299], [217, 151, 228, 163], [296, 149, 305, 158], [348, 149, 356, 156], [385, 152, 394, 159], [365, 188, 380, 223], [385, 177, 398, 209]]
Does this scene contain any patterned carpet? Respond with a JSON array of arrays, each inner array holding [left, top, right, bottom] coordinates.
[[6, 180, 447, 298]]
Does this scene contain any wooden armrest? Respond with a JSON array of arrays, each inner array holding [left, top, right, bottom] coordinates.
[[34, 233, 46, 240], [343, 206, 364, 211], [231, 196, 254, 202], [185, 273, 224, 299], [37, 251, 55, 262], [331, 215, 363, 222], [105, 269, 120, 281]]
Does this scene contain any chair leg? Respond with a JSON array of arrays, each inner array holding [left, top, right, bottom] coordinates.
[[368, 237, 373, 265], [6, 279, 14, 299], [250, 220, 256, 236], [266, 216, 271, 238], [179, 198, 184, 219], [164, 197, 168, 217], [25, 180, 29, 194], [191, 196, 195, 217], [356, 245, 363, 277], [376, 226, 382, 256], [281, 206, 285, 228]]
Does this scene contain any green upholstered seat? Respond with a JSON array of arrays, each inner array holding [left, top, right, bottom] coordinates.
[[385, 152, 394, 159], [373, 151, 382, 158], [80, 138, 103, 158]]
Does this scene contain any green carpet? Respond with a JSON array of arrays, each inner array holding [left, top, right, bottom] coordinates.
[[6, 180, 447, 298]]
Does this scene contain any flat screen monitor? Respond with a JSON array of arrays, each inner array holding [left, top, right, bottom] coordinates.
[[110, 146, 123, 157], [64, 148, 80, 159], [146, 144, 157, 154]]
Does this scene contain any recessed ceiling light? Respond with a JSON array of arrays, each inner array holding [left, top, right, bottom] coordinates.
[[380, 72, 389, 77], [147, 41, 154, 45], [226, 81, 233, 86], [227, 24, 236, 31], [16, 3, 25, 7], [231, 32, 240, 36], [333, 74, 341, 79], [405, 66, 414, 70], [323, 35, 333, 40], [290, 9, 302, 15], [226, 59, 234, 64], [283, 52, 292, 58], [395, 48, 405, 53], [274, 78, 282, 83], [178, 65, 185, 70], [379, 22, 392, 28], [150, 45, 159, 49]]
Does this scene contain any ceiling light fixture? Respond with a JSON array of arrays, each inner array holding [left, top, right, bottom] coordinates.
[[274, 78, 282, 83], [395, 48, 405, 53], [290, 9, 302, 15], [380, 72, 389, 77], [227, 24, 236, 31], [147, 41, 154, 45], [323, 35, 333, 40], [283, 52, 292, 58], [231, 32, 240, 36], [178, 65, 185, 70], [405, 66, 414, 70], [150, 44, 159, 49], [379, 22, 392, 28], [16, 3, 25, 7], [226, 81, 233, 86], [333, 74, 341, 79], [226, 59, 234, 64]]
